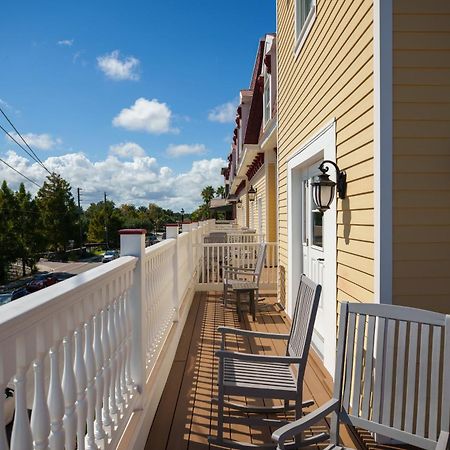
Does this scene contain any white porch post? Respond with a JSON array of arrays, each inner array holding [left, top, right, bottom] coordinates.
[[166, 224, 180, 322], [119, 229, 146, 403], [182, 223, 193, 277], [192, 222, 199, 268]]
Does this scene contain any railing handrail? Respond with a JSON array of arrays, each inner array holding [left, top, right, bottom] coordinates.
[[0, 256, 137, 338], [196, 241, 276, 248]]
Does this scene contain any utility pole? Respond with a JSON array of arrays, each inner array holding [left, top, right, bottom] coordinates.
[[77, 187, 83, 252], [104, 192, 109, 250]]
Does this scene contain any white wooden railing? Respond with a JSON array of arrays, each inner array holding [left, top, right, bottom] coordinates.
[[0, 219, 275, 449], [0, 219, 215, 450], [0, 256, 137, 450], [196, 242, 278, 291]]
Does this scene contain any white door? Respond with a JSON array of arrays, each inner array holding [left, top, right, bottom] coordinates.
[[301, 164, 326, 359], [287, 120, 337, 376]]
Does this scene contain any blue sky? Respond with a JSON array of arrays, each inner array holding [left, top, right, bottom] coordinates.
[[0, 0, 275, 211]]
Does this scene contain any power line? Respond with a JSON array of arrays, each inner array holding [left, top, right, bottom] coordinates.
[[0, 123, 51, 175], [0, 106, 52, 175], [0, 156, 41, 188]]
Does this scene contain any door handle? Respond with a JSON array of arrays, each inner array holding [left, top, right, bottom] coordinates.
[[317, 258, 324, 261]]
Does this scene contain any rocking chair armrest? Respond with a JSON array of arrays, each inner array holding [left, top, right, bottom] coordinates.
[[218, 326, 290, 340], [436, 432, 450, 450], [215, 350, 302, 365], [223, 266, 255, 272], [272, 398, 339, 448]]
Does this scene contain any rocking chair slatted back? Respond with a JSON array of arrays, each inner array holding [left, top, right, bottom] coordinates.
[[333, 302, 450, 450], [287, 275, 322, 362]]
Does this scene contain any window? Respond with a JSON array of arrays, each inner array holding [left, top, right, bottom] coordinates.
[[295, 0, 315, 52]]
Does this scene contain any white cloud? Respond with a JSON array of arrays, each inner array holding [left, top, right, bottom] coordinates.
[[208, 99, 238, 123], [166, 144, 206, 158], [0, 98, 10, 108], [97, 50, 140, 81], [0, 150, 225, 211], [113, 98, 177, 134], [7, 133, 62, 150], [58, 39, 74, 46], [110, 142, 146, 158]]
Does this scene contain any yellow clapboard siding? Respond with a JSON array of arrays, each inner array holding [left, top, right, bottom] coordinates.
[[345, 176, 374, 196], [394, 137, 450, 155], [338, 277, 374, 302], [338, 238, 374, 259], [338, 250, 374, 275], [337, 224, 374, 243], [277, 0, 375, 307], [393, 173, 450, 190], [394, 208, 450, 226], [393, 155, 450, 173], [394, 103, 450, 121], [394, 32, 450, 50], [394, 260, 450, 279], [338, 209, 374, 226], [341, 158, 373, 182], [394, 14, 450, 33], [337, 289, 360, 302], [393, 277, 450, 296], [338, 192, 374, 211], [394, 243, 450, 261], [394, 295, 450, 315], [338, 141, 373, 169], [395, 50, 450, 68], [338, 264, 374, 293], [393, 0, 450, 14], [394, 67, 450, 85], [394, 191, 450, 208], [393, 226, 450, 243], [394, 119, 450, 138]]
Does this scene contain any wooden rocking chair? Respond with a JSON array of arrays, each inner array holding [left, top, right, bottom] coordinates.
[[209, 274, 325, 449], [273, 302, 450, 450]]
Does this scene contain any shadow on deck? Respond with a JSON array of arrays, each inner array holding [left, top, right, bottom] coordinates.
[[145, 291, 358, 450]]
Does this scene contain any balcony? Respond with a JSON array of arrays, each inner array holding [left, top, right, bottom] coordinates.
[[0, 220, 429, 450]]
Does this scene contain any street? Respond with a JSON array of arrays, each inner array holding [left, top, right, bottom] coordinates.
[[37, 258, 103, 276]]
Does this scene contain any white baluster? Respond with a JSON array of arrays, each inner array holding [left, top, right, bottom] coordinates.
[[11, 369, 33, 450], [31, 358, 50, 450], [113, 300, 125, 408], [108, 304, 118, 416], [124, 292, 133, 392], [84, 321, 98, 450], [48, 347, 65, 450], [74, 329, 87, 450], [118, 295, 128, 401], [101, 309, 112, 427], [62, 337, 77, 450], [0, 382, 9, 450], [93, 313, 106, 442]]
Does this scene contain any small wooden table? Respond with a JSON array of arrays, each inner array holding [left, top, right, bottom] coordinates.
[[229, 280, 258, 321]]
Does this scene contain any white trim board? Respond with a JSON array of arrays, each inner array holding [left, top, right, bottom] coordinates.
[[374, 0, 393, 304], [287, 120, 337, 376]]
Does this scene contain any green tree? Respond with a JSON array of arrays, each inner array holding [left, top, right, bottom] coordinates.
[[85, 200, 124, 248], [201, 186, 215, 204], [216, 186, 226, 199], [35, 173, 78, 252], [0, 181, 19, 282], [15, 183, 44, 275]]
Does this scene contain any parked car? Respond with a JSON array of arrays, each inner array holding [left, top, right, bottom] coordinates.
[[11, 287, 30, 300], [148, 233, 158, 245], [102, 250, 119, 263], [27, 273, 58, 292]]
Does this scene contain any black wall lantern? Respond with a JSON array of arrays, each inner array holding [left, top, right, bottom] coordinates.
[[311, 160, 347, 213], [248, 185, 257, 202], [237, 199, 242, 209]]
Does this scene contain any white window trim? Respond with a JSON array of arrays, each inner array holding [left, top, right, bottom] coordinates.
[[294, 0, 316, 57], [263, 68, 272, 126]]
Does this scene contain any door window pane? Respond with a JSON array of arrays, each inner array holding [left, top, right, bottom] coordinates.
[[311, 210, 323, 247]]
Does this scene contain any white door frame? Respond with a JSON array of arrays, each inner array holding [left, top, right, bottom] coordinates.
[[287, 119, 337, 376]]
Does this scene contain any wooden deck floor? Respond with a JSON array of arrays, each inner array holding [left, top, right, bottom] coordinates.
[[145, 291, 359, 450]]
